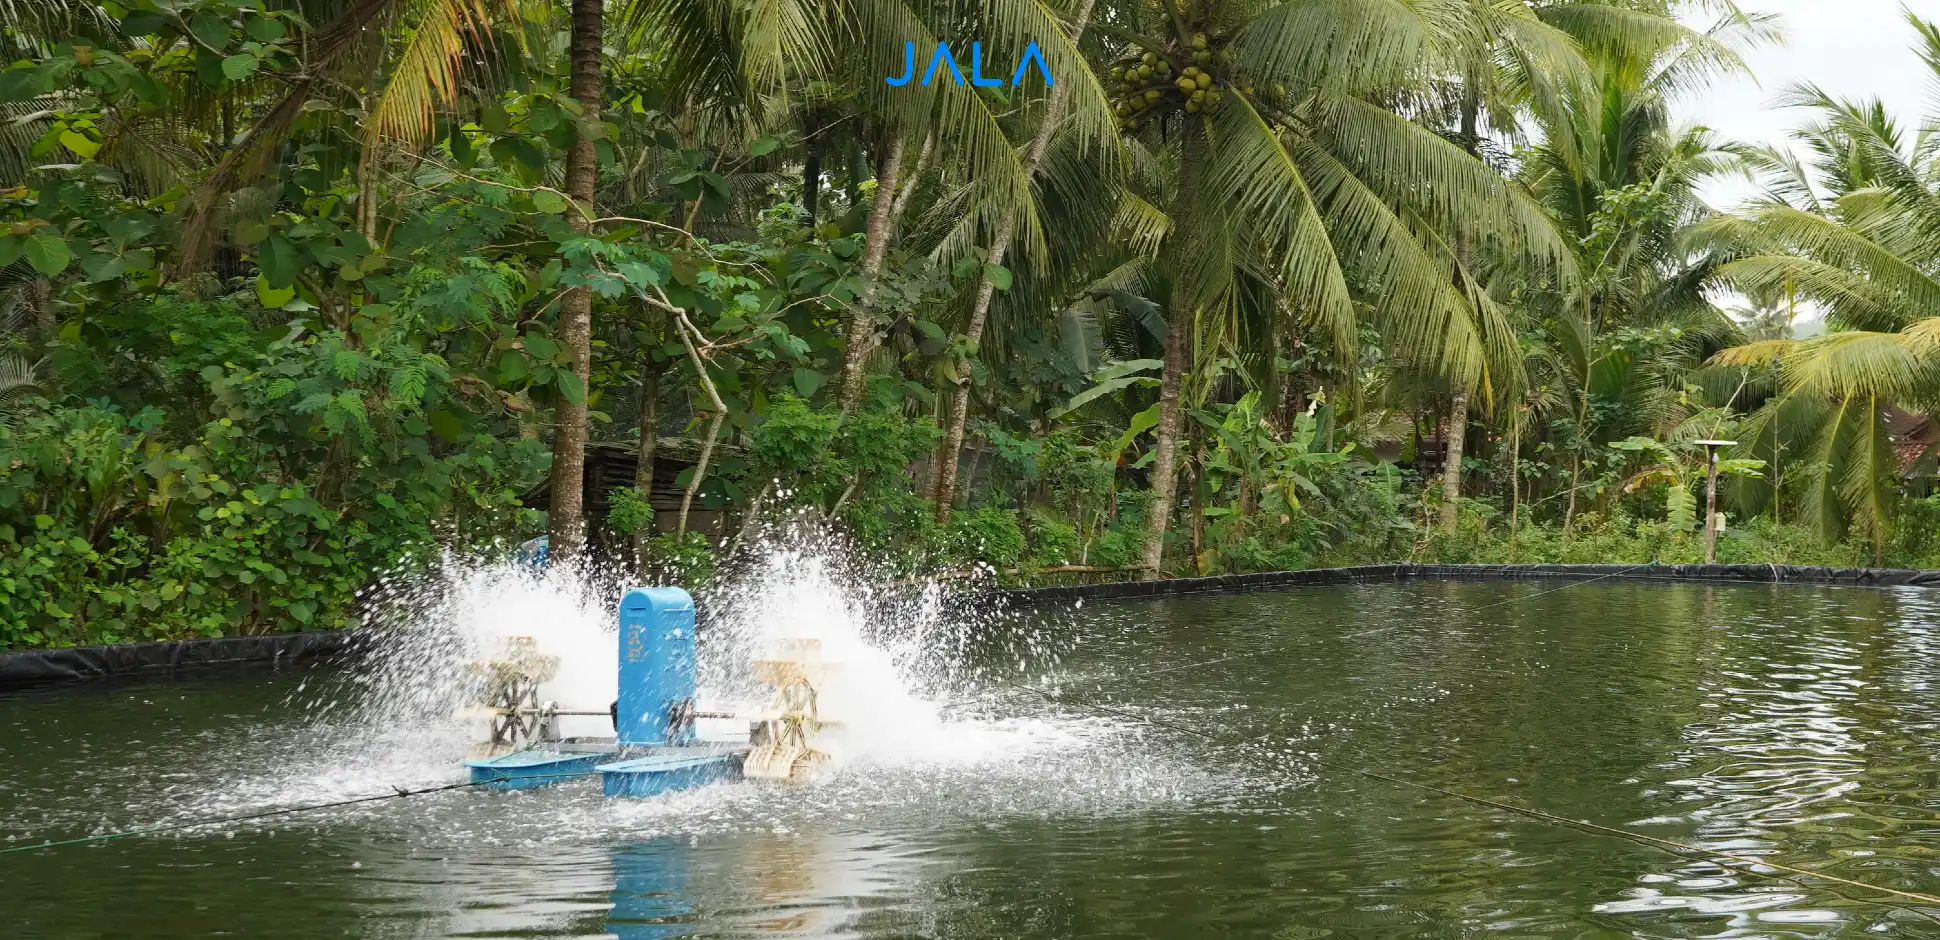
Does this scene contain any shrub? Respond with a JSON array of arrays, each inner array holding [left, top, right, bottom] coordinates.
[[1022, 509, 1080, 567], [938, 507, 1026, 571]]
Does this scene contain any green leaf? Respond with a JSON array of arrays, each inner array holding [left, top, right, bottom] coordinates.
[[0, 66, 51, 102], [246, 15, 286, 41], [615, 260, 662, 289], [449, 124, 475, 165], [255, 276, 296, 308], [259, 234, 297, 288], [523, 333, 560, 362], [428, 409, 465, 442], [791, 367, 825, 398], [532, 190, 567, 214], [497, 351, 529, 382], [1054, 373, 1160, 418], [221, 54, 257, 81], [490, 137, 545, 173], [751, 135, 782, 156], [23, 234, 68, 275], [289, 599, 315, 624], [192, 11, 231, 51], [1092, 358, 1164, 382], [1107, 403, 1163, 459], [671, 255, 699, 286], [81, 251, 126, 283], [555, 370, 587, 405], [58, 130, 100, 159], [0, 235, 23, 267], [984, 263, 1012, 291], [232, 218, 268, 245]]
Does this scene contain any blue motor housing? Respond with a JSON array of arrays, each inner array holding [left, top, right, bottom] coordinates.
[[616, 587, 698, 747], [514, 536, 549, 569]]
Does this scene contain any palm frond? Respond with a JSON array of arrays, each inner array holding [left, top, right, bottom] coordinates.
[[1201, 93, 1355, 360], [365, 0, 504, 147]]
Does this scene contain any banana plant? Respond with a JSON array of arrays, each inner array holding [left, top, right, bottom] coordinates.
[[1201, 392, 1347, 519]]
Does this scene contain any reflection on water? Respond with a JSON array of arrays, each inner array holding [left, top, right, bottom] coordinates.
[[604, 834, 929, 939], [8, 581, 1940, 937], [609, 841, 692, 939]]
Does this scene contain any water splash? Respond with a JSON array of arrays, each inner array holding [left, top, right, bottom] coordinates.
[[695, 520, 1076, 770], [105, 522, 1218, 839], [343, 549, 622, 742]]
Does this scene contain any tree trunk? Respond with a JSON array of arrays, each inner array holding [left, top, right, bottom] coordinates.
[[1438, 81, 1481, 539], [844, 140, 864, 209], [545, 0, 603, 563], [678, 413, 723, 538], [929, 0, 1095, 522], [1438, 386, 1467, 533], [802, 119, 823, 226], [1140, 313, 1188, 579], [671, 311, 727, 539], [357, 140, 379, 244], [28, 277, 52, 341], [889, 131, 934, 235], [837, 136, 906, 412], [633, 365, 659, 580], [1564, 454, 1580, 533]]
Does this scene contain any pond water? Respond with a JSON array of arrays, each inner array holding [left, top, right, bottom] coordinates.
[[7, 579, 1940, 938]]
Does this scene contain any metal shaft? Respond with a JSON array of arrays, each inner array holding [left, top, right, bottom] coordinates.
[[1704, 447, 1720, 564]]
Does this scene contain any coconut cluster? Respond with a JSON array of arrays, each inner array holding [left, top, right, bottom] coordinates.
[[1107, 31, 1265, 130]]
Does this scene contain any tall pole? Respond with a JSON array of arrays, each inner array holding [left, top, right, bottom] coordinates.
[[1696, 440, 1736, 564], [1704, 446, 1719, 564]]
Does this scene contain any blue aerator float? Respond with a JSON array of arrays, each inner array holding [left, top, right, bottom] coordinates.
[[462, 584, 831, 797], [463, 586, 745, 797]]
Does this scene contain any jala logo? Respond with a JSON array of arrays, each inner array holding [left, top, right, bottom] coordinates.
[[886, 41, 1053, 87]]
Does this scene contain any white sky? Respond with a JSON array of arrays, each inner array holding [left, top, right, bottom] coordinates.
[[1678, 0, 1935, 209]]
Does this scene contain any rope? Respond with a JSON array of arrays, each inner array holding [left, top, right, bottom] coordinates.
[[1457, 561, 1662, 615], [0, 770, 601, 855], [961, 565, 1668, 681], [937, 652, 1250, 712], [1021, 688, 1940, 910]]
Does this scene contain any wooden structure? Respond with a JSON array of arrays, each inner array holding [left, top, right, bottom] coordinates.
[[522, 438, 747, 547]]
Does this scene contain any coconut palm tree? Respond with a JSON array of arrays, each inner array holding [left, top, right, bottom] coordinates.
[[1519, 10, 1759, 527], [626, 0, 1119, 402], [1076, 0, 1646, 575], [1708, 11, 1940, 558]]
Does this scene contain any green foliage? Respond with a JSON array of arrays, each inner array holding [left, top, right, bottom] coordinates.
[[936, 507, 1026, 572], [1416, 503, 1871, 569], [646, 531, 716, 589], [606, 487, 655, 535], [3, 0, 1935, 649], [1607, 436, 1766, 532], [1021, 509, 1080, 567], [0, 292, 546, 649]]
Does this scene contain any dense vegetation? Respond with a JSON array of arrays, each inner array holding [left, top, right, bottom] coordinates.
[[7, 0, 1940, 649]]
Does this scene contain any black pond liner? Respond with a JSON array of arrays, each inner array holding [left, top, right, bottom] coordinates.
[[986, 562, 1940, 606], [7, 564, 1939, 690], [0, 631, 360, 690]]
